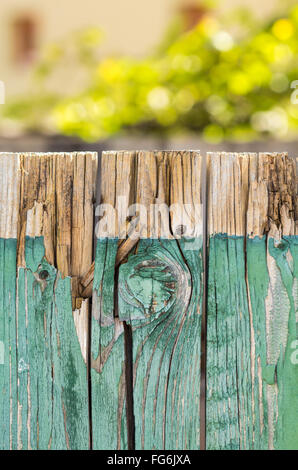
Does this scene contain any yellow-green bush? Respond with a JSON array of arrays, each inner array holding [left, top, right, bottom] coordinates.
[[3, 4, 298, 142]]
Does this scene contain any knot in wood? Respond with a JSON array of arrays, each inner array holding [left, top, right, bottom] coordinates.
[[39, 270, 50, 280], [118, 246, 191, 322]]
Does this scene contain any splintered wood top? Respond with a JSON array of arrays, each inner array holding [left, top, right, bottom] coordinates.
[[0, 152, 98, 278], [207, 152, 297, 237]]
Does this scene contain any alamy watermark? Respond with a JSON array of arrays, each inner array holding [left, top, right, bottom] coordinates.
[[95, 197, 202, 247]]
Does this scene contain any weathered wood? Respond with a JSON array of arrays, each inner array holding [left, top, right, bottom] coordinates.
[[91, 151, 135, 450], [0, 152, 97, 449], [206, 152, 298, 450], [92, 151, 203, 450], [1, 148, 296, 451]]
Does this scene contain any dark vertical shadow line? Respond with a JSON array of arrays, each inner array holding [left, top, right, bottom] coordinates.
[[114, 260, 135, 450], [200, 152, 208, 451], [123, 322, 135, 450], [88, 152, 102, 450]]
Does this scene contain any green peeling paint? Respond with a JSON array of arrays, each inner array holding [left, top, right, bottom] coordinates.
[[207, 235, 253, 450], [118, 238, 202, 450], [1, 230, 296, 450], [91, 238, 127, 450], [92, 237, 202, 450], [0, 238, 18, 450], [268, 236, 298, 450], [0, 236, 89, 450], [207, 234, 298, 450]]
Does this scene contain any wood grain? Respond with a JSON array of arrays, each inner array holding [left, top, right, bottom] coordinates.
[[0, 152, 97, 449], [91, 151, 203, 450], [1, 149, 296, 450], [206, 152, 298, 450], [91, 151, 136, 450]]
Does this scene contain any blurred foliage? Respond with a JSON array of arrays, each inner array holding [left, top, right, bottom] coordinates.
[[3, 3, 298, 142]]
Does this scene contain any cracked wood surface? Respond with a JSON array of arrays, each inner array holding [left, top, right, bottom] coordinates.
[[0, 152, 97, 449], [91, 151, 203, 450], [1, 149, 297, 451], [206, 152, 298, 450]]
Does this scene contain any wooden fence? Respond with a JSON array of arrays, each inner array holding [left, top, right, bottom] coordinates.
[[0, 150, 297, 450]]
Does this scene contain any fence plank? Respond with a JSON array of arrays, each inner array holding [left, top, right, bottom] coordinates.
[[1, 148, 296, 450], [91, 151, 135, 450], [0, 152, 97, 450], [92, 151, 203, 450], [206, 152, 298, 450]]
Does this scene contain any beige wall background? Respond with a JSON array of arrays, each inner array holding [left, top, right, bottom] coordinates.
[[0, 0, 278, 97]]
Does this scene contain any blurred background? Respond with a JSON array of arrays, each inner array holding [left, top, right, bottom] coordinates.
[[0, 0, 298, 153]]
